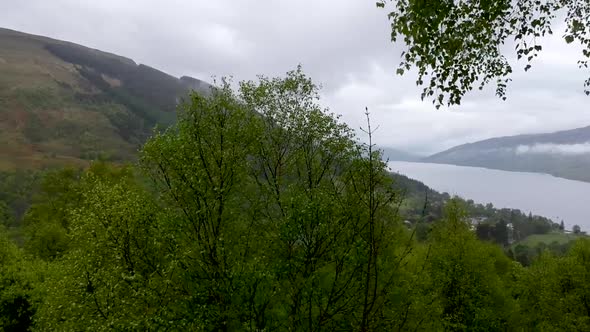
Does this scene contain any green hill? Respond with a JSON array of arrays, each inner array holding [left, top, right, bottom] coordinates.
[[424, 126, 590, 182], [515, 232, 586, 247], [0, 27, 210, 170]]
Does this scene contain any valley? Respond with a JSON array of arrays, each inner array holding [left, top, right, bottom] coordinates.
[[0, 1, 589, 327]]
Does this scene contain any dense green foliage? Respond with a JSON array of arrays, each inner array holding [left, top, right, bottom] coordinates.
[[0, 171, 39, 226], [0, 228, 45, 332], [518, 239, 590, 330], [377, 0, 590, 107], [0, 69, 588, 330]]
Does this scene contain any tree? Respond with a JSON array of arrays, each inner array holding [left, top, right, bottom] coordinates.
[[415, 221, 430, 242], [0, 227, 44, 332], [377, 0, 590, 108], [475, 222, 494, 241], [141, 77, 267, 330], [426, 199, 515, 330], [0, 170, 39, 225], [21, 168, 81, 260], [29, 67, 582, 330], [518, 239, 590, 330], [22, 164, 132, 261], [140, 68, 412, 330], [513, 244, 533, 267], [34, 166, 177, 331], [494, 220, 509, 246], [0, 201, 13, 227], [560, 220, 565, 231], [573, 224, 581, 234]]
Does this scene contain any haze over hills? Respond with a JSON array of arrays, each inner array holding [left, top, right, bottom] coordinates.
[[0, 27, 210, 170], [379, 147, 422, 162], [424, 125, 590, 182]]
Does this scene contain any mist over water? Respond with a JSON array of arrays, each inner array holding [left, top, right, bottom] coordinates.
[[388, 161, 590, 231]]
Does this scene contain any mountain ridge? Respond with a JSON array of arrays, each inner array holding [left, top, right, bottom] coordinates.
[[0, 27, 138, 67], [0, 27, 210, 170], [424, 125, 590, 182]]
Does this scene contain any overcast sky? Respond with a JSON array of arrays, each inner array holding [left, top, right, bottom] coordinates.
[[2, 0, 588, 154]]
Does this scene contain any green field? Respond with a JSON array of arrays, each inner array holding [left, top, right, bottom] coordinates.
[[515, 232, 586, 247]]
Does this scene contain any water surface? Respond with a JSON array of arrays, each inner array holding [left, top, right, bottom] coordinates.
[[388, 161, 590, 231]]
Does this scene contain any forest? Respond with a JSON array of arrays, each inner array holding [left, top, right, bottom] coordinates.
[[1, 68, 589, 331]]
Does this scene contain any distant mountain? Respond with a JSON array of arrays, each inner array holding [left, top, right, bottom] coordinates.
[[424, 126, 590, 182], [379, 147, 422, 162], [0, 27, 210, 170]]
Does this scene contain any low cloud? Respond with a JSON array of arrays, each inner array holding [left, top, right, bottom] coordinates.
[[0, 1, 589, 154], [516, 143, 590, 155]]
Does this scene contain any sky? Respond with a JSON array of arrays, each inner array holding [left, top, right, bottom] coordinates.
[[1, 0, 588, 155]]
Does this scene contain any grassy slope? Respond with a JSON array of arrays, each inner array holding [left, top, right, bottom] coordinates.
[[0, 28, 210, 171], [515, 232, 586, 247], [0, 29, 137, 170]]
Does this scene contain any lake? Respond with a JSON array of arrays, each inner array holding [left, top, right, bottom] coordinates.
[[388, 161, 590, 231]]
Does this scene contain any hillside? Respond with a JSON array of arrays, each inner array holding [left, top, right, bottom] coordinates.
[[515, 232, 586, 248], [0, 29, 558, 238], [0, 27, 209, 170], [424, 125, 590, 182], [379, 146, 422, 162]]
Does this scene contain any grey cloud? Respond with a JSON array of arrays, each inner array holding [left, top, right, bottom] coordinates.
[[0, 0, 588, 155]]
